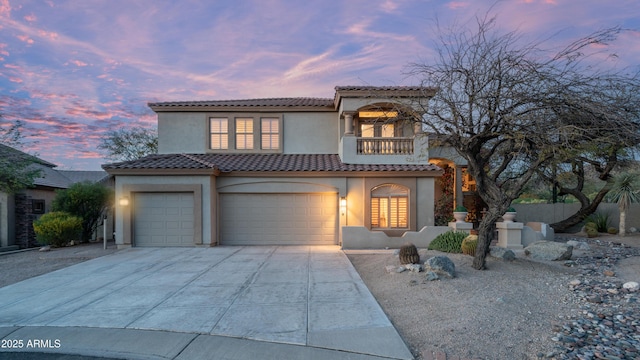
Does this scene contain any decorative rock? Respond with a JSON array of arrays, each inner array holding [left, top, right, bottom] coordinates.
[[424, 256, 455, 278], [425, 271, 439, 281], [385, 265, 406, 274], [489, 246, 516, 261], [524, 241, 573, 261], [603, 270, 615, 277], [629, 227, 638, 233], [570, 279, 582, 286], [567, 240, 591, 250], [39, 245, 51, 252], [623, 282, 639, 292], [405, 264, 423, 273]]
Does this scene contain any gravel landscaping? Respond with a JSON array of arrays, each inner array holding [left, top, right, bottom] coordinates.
[[348, 234, 640, 360]]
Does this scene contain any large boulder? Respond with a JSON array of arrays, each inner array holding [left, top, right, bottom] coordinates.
[[489, 246, 516, 261], [424, 256, 455, 278], [524, 241, 573, 261]]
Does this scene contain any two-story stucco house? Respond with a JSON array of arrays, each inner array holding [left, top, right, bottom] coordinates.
[[103, 86, 473, 249]]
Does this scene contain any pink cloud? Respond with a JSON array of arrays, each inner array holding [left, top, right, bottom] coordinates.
[[8, 77, 22, 83], [24, 13, 36, 22], [0, 0, 10, 19], [0, 43, 8, 56], [447, 2, 469, 10], [68, 59, 88, 67], [38, 30, 59, 40], [17, 34, 34, 44]]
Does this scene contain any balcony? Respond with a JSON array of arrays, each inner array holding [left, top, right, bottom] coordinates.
[[339, 134, 429, 165], [357, 137, 414, 155]]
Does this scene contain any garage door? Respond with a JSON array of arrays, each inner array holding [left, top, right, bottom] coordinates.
[[134, 192, 195, 247], [220, 193, 337, 245]]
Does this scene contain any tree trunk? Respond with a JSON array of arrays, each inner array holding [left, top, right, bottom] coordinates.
[[619, 210, 626, 237], [473, 215, 497, 270]]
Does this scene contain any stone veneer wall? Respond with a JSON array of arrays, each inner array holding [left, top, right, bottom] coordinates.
[[14, 194, 38, 248]]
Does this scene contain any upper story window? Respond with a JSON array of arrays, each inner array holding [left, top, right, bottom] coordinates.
[[210, 118, 229, 149], [371, 184, 409, 229], [360, 123, 395, 138], [235, 118, 254, 149], [357, 109, 403, 138], [261, 118, 279, 150], [209, 115, 282, 153]]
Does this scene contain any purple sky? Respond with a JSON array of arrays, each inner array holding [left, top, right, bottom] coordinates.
[[1, 0, 639, 171]]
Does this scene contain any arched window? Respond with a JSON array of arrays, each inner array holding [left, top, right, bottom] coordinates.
[[371, 184, 409, 229]]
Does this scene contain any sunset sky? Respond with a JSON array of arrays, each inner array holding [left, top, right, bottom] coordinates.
[[1, 0, 639, 171]]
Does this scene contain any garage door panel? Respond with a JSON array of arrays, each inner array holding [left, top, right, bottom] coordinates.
[[134, 192, 195, 247], [220, 193, 337, 245]]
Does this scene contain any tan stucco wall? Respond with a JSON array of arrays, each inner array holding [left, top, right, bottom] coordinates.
[[157, 111, 339, 155], [158, 113, 208, 154], [283, 112, 337, 154], [417, 177, 436, 228], [114, 175, 213, 247]]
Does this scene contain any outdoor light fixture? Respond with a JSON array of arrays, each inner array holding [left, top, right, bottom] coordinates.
[[119, 196, 130, 206], [340, 197, 347, 216]]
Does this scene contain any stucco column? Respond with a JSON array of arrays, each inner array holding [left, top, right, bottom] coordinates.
[[455, 166, 464, 207], [344, 113, 354, 135], [414, 121, 423, 134]]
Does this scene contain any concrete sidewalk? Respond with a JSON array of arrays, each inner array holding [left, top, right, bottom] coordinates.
[[0, 246, 413, 359]]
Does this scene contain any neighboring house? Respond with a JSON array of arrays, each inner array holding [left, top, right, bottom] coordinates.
[[0, 144, 111, 251], [104, 86, 476, 249]]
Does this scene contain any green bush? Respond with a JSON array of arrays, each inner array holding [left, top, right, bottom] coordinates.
[[586, 212, 610, 233], [53, 182, 112, 242], [428, 230, 467, 253], [33, 211, 82, 247]]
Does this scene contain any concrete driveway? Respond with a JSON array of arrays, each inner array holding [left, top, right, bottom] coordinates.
[[0, 246, 413, 360]]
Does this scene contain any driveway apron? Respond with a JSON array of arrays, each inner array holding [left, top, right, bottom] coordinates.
[[0, 246, 412, 359]]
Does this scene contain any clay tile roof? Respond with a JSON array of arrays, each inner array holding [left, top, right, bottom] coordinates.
[[102, 153, 441, 173], [148, 98, 334, 108], [334, 86, 427, 92]]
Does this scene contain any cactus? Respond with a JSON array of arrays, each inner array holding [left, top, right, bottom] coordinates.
[[399, 243, 420, 265], [607, 227, 618, 234], [461, 235, 478, 256]]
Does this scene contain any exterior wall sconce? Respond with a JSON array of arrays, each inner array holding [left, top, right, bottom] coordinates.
[[340, 196, 347, 216], [119, 196, 130, 206]]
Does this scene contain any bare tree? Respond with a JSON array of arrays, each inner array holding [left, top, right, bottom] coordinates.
[[408, 15, 640, 269], [98, 126, 158, 162]]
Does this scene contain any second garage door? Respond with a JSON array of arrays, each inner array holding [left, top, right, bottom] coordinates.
[[134, 192, 195, 247], [220, 193, 338, 245]]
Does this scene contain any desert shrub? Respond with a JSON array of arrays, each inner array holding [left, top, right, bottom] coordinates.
[[586, 212, 610, 233], [33, 211, 82, 247], [461, 235, 478, 256], [428, 230, 466, 253], [607, 227, 618, 234]]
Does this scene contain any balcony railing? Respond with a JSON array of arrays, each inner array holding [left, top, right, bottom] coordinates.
[[357, 137, 414, 155]]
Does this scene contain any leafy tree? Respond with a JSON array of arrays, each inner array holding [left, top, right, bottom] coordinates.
[[408, 14, 640, 269], [52, 182, 113, 242], [607, 173, 640, 236], [0, 119, 42, 193], [98, 126, 158, 162]]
